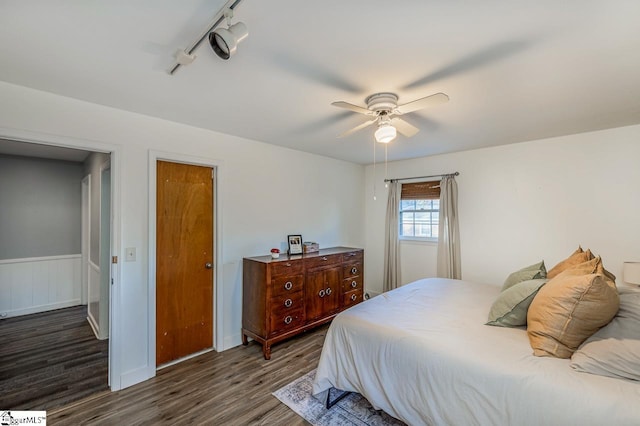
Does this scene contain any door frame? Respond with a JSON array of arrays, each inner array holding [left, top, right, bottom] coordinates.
[[81, 174, 91, 306], [0, 126, 122, 390], [148, 150, 224, 374]]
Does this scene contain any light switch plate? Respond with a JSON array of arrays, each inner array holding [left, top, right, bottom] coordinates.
[[125, 247, 136, 262]]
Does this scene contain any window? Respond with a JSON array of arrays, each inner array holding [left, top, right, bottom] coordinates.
[[399, 180, 440, 240]]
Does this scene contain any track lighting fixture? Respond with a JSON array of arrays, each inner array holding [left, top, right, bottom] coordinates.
[[169, 0, 247, 74], [209, 9, 248, 60]]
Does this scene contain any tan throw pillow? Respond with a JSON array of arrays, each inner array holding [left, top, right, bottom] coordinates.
[[590, 252, 617, 284], [564, 256, 600, 276], [527, 272, 619, 358], [547, 247, 592, 278], [594, 257, 617, 286]]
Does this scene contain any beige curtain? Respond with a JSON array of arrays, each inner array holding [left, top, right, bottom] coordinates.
[[437, 175, 461, 279], [384, 181, 401, 291]]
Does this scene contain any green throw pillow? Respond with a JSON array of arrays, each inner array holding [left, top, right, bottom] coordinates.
[[501, 261, 547, 291], [487, 279, 548, 327]]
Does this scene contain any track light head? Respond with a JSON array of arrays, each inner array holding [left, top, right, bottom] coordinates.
[[209, 21, 248, 60]]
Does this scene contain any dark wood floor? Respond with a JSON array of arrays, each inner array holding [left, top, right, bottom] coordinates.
[[0, 305, 109, 410], [48, 325, 330, 425]]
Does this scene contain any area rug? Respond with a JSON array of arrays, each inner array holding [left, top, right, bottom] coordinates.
[[272, 369, 405, 426]]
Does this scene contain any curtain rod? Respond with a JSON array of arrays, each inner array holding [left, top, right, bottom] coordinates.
[[384, 171, 459, 183]]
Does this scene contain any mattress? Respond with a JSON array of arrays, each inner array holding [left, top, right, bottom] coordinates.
[[312, 278, 640, 425]]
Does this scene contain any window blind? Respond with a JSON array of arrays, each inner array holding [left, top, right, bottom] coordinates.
[[400, 180, 440, 200]]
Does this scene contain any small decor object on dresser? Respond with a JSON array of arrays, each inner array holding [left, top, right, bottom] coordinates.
[[270, 248, 280, 259], [303, 241, 320, 253], [288, 234, 303, 255]]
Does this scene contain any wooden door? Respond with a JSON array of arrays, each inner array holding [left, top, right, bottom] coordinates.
[[156, 161, 214, 366]]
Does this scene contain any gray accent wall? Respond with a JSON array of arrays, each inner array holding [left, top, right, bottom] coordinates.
[[0, 154, 83, 260]]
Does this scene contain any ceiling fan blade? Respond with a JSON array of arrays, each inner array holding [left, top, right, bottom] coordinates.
[[395, 93, 449, 115], [392, 118, 420, 138], [338, 118, 377, 138], [331, 101, 375, 116], [402, 40, 531, 90]]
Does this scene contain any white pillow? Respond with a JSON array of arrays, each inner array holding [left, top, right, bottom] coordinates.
[[570, 286, 640, 381]]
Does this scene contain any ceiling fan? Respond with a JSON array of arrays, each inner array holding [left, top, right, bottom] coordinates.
[[331, 92, 449, 143]]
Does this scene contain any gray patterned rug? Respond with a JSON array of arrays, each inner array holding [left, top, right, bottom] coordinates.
[[272, 369, 405, 426]]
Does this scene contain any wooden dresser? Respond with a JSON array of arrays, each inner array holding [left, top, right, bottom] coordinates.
[[242, 246, 364, 359]]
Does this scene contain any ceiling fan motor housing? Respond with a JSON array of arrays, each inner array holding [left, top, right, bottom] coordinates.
[[365, 92, 398, 113]]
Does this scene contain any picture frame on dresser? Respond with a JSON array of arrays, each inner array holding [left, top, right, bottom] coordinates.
[[287, 234, 303, 255]]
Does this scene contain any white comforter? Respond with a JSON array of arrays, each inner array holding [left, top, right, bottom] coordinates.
[[312, 278, 640, 425]]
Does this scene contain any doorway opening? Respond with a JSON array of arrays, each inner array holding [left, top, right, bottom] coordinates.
[[0, 136, 119, 408]]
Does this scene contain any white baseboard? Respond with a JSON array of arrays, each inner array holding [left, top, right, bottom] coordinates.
[[223, 333, 243, 351], [120, 366, 153, 390], [1, 299, 81, 319]]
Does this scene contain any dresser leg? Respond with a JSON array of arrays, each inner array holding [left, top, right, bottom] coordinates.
[[242, 333, 248, 346], [263, 344, 271, 360]]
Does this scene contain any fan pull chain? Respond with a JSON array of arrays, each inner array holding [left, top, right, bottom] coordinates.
[[384, 144, 388, 188], [372, 137, 377, 200]]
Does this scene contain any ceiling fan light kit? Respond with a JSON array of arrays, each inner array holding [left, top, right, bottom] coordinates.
[[374, 123, 396, 143]]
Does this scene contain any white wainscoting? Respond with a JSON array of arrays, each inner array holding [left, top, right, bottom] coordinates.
[[0, 254, 82, 318]]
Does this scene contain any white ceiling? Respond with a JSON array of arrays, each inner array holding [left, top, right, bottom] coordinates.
[[1, 1, 639, 164]]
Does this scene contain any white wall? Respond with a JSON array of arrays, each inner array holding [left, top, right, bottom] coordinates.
[[0, 81, 365, 389], [365, 125, 640, 293]]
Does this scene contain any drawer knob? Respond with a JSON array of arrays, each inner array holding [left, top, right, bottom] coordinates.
[[284, 281, 293, 290], [351, 267, 358, 275], [349, 252, 356, 256], [284, 315, 292, 325], [351, 294, 357, 301], [322, 256, 328, 261], [286, 262, 292, 267], [284, 298, 293, 308], [351, 280, 357, 288], [325, 287, 332, 295], [318, 289, 325, 298]]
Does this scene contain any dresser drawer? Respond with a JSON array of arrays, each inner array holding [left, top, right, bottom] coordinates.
[[343, 262, 362, 278], [305, 253, 342, 269], [271, 260, 303, 276], [343, 289, 363, 308], [271, 274, 303, 297], [270, 307, 304, 335], [342, 251, 363, 263], [271, 291, 303, 312], [342, 275, 363, 292]]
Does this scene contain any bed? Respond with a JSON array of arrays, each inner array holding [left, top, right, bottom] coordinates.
[[312, 278, 640, 425]]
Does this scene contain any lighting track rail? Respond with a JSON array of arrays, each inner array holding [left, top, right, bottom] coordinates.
[[169, 0, 244, 75]]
